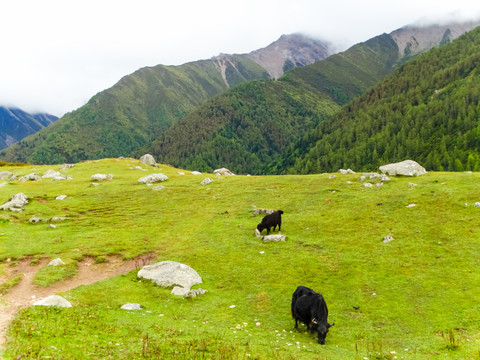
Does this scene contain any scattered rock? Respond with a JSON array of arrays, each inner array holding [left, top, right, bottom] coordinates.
[[363, 183, 373, 188], [191, 171, 202, 175], [0, 193, 29, 212], [376, 183, 383, 188], [138, 261, 202, 288], [408, 182, 418, 187], [254, 228, 262, 238], [48, 258, 65, 266], [475, 202, 480, 207], [406, 203, 417, 208], [262, 234, 286, 242], [200, 178, 214, 185], [121, 303, 143, 310], [383, 236, 395, 243], [34, 295, 72, 308], [49, 224, 57, 229], [214, 168, 235, 176], [91, 174, 114, 181], [328, 175, 336, 179], [380, 175, 391, 182], [152, 186, 164, 191], [139, 154, 157, 166], [50, 217, 69, 222], [138, 173, 168, 184], [42, 170, 64, 178], [379, 160, 427, 176], [177, 172, 185, 175], [171, 286, 207, 298], [29, 217, 43, 223], [253, 209, 275, 215], [59, 164, 75, 170], [19, 173, 41, 182], [56, 195, 67, 200], [0, 171, 13, 180], [339, 169, 355, 174]]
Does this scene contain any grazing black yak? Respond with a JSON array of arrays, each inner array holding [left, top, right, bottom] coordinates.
[[291, 286, 334, 345], [256, 210, 283, 235]]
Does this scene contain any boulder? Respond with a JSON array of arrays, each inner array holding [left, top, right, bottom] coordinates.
[[379, 160, 427, 176], [34, 295, 72, 308], [139, 154, 157, 166], [42, 169, 64, 178], [0, 171, 13, 180], [0, 193, 29, 212], [339, 169, 355, 174], [59, 164, 75, 170], [121, 303, 143, 310], [138, 261, 202, 288], [262, 234, 286, 242], [19, 173, 41, 182], [200, 177, 214, 185], [253, 209, 275, 215], [214, 168, 235, 176], [138, 173, 168, 184], [91, 174, 114, 181], [48, 258, 65, 266], [191, 171, 202, 175]]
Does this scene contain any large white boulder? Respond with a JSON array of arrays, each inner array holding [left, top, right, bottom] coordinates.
[[214, 168, 235, 176], [139, 154, 157, 166], [379, 160, 427, 176], [138, 261, 202, 288], [0, 193, 29, 212], [91, 174, 114, 181], [34, 295, 72, 308], [138, 173, 168, 184]]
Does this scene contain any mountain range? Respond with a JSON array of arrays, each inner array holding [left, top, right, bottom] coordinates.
[[0, 34, 332, 164], [1, 20, 479, 174], [0, 107, 57, 150]]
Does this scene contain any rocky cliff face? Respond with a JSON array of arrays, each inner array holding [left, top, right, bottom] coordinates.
[[245, 33, 332, 79], [390, 20, 480, 59]]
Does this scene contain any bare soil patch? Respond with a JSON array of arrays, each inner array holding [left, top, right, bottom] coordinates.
[[0, 253, 154, 349]]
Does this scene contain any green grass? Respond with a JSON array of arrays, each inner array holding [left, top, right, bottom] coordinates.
[[33, 261, 78, 287], [0, 273, 23, 295], [1, 159, 480, 359]]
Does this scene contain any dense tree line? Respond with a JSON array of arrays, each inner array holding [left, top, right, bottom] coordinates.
[[285, 27, 480, 174]]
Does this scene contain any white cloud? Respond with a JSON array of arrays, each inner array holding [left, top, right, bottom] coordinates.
[[0, 0, 479, 116]]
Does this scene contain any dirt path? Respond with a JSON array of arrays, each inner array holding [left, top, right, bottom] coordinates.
[[0, 253, 154, 349]]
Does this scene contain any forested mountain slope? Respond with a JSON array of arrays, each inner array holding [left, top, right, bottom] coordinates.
[[286, 26, 480, 174], [0, 35, 330, 164], [144, 22, 479, 174], [0, 107, 57, 150]]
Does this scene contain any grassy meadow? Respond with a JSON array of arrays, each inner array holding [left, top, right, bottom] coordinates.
[[1, 158, 480, 359]]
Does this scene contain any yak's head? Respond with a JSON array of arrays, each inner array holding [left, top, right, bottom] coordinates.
[[256, 223, 266, 233], [311, 318, 334, 345]]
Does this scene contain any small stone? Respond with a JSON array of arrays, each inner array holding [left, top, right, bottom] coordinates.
[[121, 303, 142, 310], [383, 235, 394, 243]]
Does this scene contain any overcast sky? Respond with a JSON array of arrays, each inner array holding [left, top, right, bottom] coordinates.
[[1, 0, 479, 117]]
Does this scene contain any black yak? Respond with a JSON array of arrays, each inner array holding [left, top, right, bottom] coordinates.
[[256, 210, 283, 235], [291, 286, 334, 344]]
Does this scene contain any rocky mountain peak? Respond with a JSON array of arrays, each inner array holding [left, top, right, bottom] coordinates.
[[390, 20, 480, 58], [245, 33, 333, 79]]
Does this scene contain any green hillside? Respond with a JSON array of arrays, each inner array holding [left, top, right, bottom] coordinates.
[[0, 58, 270, 165], [143, 34, 403, 175], [288, 27, 480, 174], [1, 159, 480, 359]]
